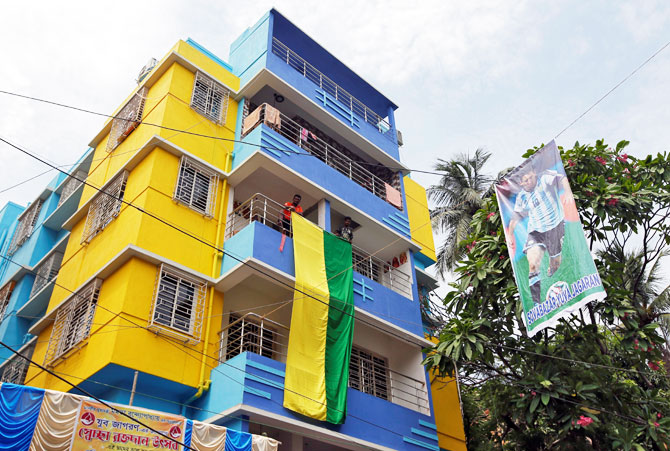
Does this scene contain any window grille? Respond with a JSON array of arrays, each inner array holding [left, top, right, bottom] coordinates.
[[107, 87, 147, 151], [174, 156, 218, 217], [30, 252, 64, 298], [349, 346, 390, 401], [57, 171, 87, 207], [44, 279, 101, 366], [190, 72, 229, 124], [8, 199, 44, 255], [223, 314, 276, 361], [81, 171, 128, 244], [149, 264, 207, 342], [0, 281, 16, 323], [0, 342, 35, 385]]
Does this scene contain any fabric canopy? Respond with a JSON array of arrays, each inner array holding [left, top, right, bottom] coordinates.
[[0, 383, 279, 451], [283, 214, 355, 424]]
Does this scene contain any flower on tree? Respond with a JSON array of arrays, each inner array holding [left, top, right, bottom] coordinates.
[[576, 415, 593, 427]]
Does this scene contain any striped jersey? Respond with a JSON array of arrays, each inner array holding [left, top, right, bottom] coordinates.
[[514, 171, 564, 233]]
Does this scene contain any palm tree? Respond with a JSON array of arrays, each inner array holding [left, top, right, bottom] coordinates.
[[428, 149, 493, 277]]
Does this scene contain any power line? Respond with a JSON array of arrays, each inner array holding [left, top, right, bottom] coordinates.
[[0, 340, 194, 450], [0, 89, 447, 177], [554, 38, 670, 139]]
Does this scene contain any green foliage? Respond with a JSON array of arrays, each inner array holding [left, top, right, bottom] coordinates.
[[424, 141, 670, 450]]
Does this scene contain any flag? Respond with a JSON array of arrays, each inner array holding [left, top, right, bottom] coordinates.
[[283, 214, 355, 424], [495, 140, 606, 337]]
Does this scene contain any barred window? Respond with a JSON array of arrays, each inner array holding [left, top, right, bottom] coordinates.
[[224, 314, 276, 361], [149, 265, 207, 342], [107, 87, 147, 151], [57, 171, 87, 207], [190, 72, 229, 124], [0, 342, 35, 385], [349, 346, 390, 401], [30, 252, 64, 298], [174, 157, 218, 217], [81, 171, 128, 244], [8, 199, 44, 255], [0, 281, 16, 323], [44, 279, 101, 365]]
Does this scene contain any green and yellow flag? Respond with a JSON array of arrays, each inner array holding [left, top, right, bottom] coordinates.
[[283, 214, 355, 424]]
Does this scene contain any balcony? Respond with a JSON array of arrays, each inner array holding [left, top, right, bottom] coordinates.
[[240, 103, 403, 211], [215, 314, 430, 416], [271, 38, 395, 143], [225, 194, 411, 298]]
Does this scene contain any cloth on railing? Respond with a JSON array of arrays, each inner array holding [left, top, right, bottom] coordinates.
[[284, 214, 355, 424], [385, 183, 403, 209], [0, 383, 279, 451], [264, 105, 282, 130], [242, 107, 262, 135], [300, 128, 308, 141]]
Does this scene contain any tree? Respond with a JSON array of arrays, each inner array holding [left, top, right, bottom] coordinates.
[[428, 148, 493, 276], [424, 140, 670, 450]]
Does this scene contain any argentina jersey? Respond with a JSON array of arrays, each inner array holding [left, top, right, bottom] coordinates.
[[514, 171, 564, 233]]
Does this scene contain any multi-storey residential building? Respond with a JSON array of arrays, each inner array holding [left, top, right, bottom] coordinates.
[[0, 10, 465, 451]]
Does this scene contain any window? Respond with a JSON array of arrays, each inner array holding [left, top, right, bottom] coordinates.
[[174, 157, 218, 216], [223, 314, 276, 361], [0, 342, 35, 385], [107, 87, 147, 151], [57, 171, 86, 207], [44, 279, 101, 365], [0, 281, 16, 323], [149, 265, 206, 343], [8, 199, 44, 255], [190, 72, 229, 124], [81, 171, 128, 244], [349, 346, 390, 401], [30, 252, 64, 298]]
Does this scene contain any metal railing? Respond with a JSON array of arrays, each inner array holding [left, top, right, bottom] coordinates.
[[225, 193, 289, 239], [389, 369, 430, 415], [218, 313, 289, 363], [242, 104, 401, 210], [30, 252, 63, 298], [271, 38, 394, 141], [57, 171, 86, 207], [352, 245, 412, 298]]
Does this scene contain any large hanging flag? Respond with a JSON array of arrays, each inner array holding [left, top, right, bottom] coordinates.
[[495, 140, 606, 337], [283, 214, 355, 424]]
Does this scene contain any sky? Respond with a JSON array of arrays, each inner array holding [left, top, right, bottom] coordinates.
[[1, 0, 669, 282]]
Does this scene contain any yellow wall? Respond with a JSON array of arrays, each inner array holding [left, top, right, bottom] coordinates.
[[404, 176, 436, 263], [427, 336, 467, 451], [27, 41, 237, 391]]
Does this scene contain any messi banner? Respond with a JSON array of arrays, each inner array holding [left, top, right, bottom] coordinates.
[[495, 140, 606, 336]]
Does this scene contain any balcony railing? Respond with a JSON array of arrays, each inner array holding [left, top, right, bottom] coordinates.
[[218, 313, 289, 363], [271, 37, 394, 141], [242, 104, 402, 210], [57, 171, 86, 207], [226, 194, 412, 298], [30, 252, 63, 298], [352, 245, 412, 299], [217, 313, 429, 414]]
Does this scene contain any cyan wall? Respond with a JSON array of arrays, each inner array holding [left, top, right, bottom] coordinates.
[[193, 352, 440, 451], [229, 12, 272, 87], [221, 221, 422, 335], [232, 124, 410, 239]]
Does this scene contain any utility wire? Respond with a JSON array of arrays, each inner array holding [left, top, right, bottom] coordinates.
[[554, 38, 670, 139], [0, 340, 194, 450], [0, 89, 445, 177]]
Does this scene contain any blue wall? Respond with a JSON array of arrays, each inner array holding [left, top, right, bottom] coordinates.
[[229, 12, 272, 87], [192, 352, 439, 451]]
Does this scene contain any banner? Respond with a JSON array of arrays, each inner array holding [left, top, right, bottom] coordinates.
[[495, 140, 606, 336], [71, 399, 186, 450]]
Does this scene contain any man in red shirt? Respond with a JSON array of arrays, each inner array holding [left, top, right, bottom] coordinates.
[[281, 194, 303, 234]]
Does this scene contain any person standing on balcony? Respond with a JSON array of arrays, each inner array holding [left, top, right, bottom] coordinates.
[[281, 194, 303, 234], [335, 216, 354, 243]]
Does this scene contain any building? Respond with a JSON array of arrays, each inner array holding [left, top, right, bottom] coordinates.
[[0, 9, 465, 451]]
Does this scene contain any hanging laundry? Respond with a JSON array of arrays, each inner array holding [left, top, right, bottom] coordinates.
[[242, 107, 262, 135], [300, 128, 309, 141], [264, 105, 282, 130], [384, 183, 402, 209]]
